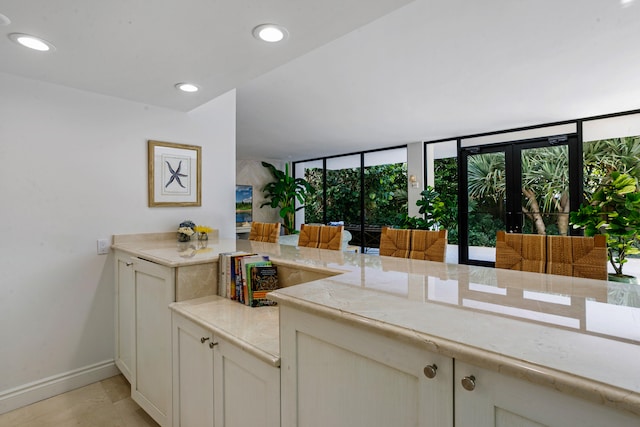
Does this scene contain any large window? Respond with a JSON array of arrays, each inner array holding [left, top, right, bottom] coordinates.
[[363, 148, 408, 250], [294, 159, 323, 227], [295, 147, 408, 252], [427, 141, 458, 243]]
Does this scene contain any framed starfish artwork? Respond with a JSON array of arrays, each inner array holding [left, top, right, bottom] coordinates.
[[148, 140, 201, 207]]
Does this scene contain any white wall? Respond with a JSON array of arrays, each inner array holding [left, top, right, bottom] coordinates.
[[236, 159, 284, 225], [407, 142, 424, 217], [0, 72, 236, 412]]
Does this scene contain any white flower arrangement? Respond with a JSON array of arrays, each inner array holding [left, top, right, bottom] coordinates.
[[178, 227, 195, 236]]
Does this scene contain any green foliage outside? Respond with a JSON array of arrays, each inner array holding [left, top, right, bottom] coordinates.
[[298, 136, 640, 257], [304, 163, 408, 226], [433, 157, 459, 244], [465, 136, 639, 253], [466, 146, 570, 244]]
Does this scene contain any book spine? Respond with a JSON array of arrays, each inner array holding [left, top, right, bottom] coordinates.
[[218, 254, 226, 297]]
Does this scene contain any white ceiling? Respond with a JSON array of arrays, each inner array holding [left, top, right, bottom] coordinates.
[[2, 1, 640, 162], [237, 0, 640, 160], [0, 0, 413, 110]]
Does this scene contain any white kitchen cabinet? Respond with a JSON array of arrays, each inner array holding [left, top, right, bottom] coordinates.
[[114, 251, 134, 382], [172, 312, 214, 427], [172, 311, 280, 427], [454, 360, 639, 427], [279, 305, 453, 427], [131, 256, 175, 427], [213, 332, 280, 427], [114, 246, 219, 427]]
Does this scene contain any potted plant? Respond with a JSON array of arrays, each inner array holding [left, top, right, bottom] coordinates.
[[260, 161, 315, 235], [570, 171, 640, 282], [395, 186, 446, 230]]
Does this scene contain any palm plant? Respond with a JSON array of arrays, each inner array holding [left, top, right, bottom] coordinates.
[[520, 146, 569, 235], [467, 152, 506, 204], [583, 137, 640, 197], [467, 148, 570, 235], [260, 162, 314, 235]]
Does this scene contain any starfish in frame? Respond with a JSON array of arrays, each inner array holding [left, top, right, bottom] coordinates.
[[165, 160, 188, 188]]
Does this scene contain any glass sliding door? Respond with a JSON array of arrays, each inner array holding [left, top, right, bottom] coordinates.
[[464, 148, 507, 263], [460, 136, 577, 266], [520, 145, 570, 236]]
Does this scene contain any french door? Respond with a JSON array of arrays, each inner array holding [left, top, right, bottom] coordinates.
[[459, 135, 581, 266]]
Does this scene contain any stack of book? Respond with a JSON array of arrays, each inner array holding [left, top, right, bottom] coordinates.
[[218, 252, 280, 307]]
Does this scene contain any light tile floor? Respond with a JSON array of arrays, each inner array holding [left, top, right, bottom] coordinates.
[[0, 375, 159, 427]]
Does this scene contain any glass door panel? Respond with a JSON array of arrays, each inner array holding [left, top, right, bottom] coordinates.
[[466, 151, 506, 263], [520, 145, 569, 236], [326, 155, 362, 247], [461, 136, 576, 266], [295, 160, 324, 229], [363, 148, 407, 253]]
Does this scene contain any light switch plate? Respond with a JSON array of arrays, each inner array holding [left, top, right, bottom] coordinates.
[[97, 238, 110, 255]]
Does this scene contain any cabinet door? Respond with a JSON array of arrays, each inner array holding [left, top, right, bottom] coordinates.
[[280, 305, 453, 427], [114, 251, 134, 382], [172, 312, 214, 427], [454, 360, 639, 427], [213, 336, 280, 427], [131, 257, 175, 427]]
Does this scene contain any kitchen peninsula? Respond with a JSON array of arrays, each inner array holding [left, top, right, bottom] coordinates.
[[113, 233, 640, 426]]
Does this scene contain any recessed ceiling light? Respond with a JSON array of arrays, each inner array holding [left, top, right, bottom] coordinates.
[[252, 24, 288, 43], [9, 33, 55, 51], [0, 13, 11, 26], [175, 83, 199, 93]]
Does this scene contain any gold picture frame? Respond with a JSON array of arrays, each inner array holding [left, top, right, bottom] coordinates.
[[148, 140, 201, 207]]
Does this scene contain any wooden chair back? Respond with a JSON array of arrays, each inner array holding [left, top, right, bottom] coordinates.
[[495, 231, 546, 273], [409, 229, 447, 262], [248, 222, 281, 243], [379, 227, 411, 258], [298, 224, 344, 251], [546, 234, 608, 280]]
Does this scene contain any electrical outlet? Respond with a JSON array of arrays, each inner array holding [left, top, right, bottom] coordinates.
[[97, 238, 110, 255]]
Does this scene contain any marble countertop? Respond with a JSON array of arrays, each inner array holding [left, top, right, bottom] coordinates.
[[112, 232, 238, 267], [253, 241, 640, 417], [170, 295, 280, 367], [112, 234, 640, 416]]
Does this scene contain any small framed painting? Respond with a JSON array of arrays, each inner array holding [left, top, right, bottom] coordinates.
[[148, 140, 201, 207], [236, 185, 253, 225]]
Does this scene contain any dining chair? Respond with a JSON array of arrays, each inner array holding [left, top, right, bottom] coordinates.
[[495, 231, 546, 273], [298, 224, 344, 251], [248, 222, 281, 243], [379, 227, 411, 258], [409, 229, 447, 262], [546, 234, 608, 280]]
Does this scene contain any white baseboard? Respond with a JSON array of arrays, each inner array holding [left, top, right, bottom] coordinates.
[[0, 359, 120, 415]]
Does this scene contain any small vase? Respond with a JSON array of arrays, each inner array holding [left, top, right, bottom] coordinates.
[[198, 232, 208, 241], [177, 232, 191, 242]]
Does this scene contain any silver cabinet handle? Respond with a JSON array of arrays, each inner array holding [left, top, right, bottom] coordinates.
[[461, 375, 476, 391], [126, 261, 134, 266], [423, 364, 437, 379], [209, 342, 218, 348], [200, 337, 210, 343]]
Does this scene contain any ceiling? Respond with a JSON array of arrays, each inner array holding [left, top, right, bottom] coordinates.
[[0, 0, 413, 110], [2, 1, 640, 162]]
